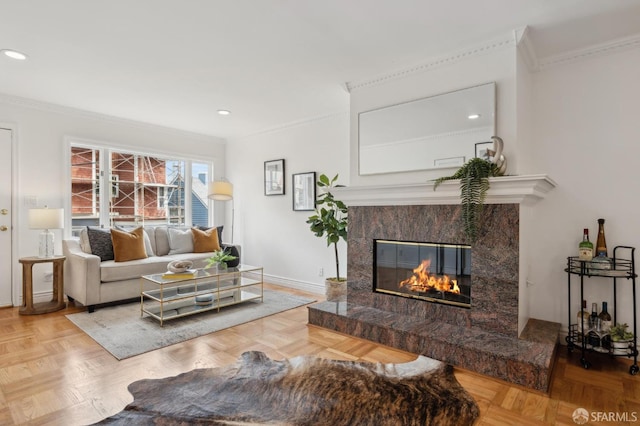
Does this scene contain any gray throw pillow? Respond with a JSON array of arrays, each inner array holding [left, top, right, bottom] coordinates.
[[167, 228, 194, 254], [86, 227, 114, 261]]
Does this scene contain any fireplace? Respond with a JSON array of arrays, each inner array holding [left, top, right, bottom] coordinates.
[[373, 240, 471, 308], [307, 176, 559, 391], [325, 203, 522, 336]]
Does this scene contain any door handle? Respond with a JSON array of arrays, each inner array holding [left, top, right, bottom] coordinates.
[[0, 209, 7, 215], [0, 225, 7, 231]]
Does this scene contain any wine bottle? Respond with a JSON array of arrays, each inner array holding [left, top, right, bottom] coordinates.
[[595, 218, 607, 257], [590, 302, 599, 330], [598, 301, 612, 332], [578, 228, 593, 261], [577, 300, 589, 340], [588, 302, 601, 347]]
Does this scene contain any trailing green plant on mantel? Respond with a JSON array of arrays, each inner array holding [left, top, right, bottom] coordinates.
[[306, 174, 348, 282], [433, 157, 504, 242]]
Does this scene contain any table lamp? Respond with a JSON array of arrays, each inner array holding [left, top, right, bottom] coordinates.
[[28, 206, 64, 258], [208, 180, 234, 243]]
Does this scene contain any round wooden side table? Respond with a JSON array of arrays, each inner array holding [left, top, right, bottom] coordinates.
[[19, 256, 66, 315]]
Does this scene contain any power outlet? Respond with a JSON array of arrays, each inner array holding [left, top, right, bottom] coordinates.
[[44, 272, 53, 282], [24, 196, 37, 207], [318, 267, 324, 277]]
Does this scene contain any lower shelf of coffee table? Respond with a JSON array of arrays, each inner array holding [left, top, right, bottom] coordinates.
[[142, 289, 263, 324]]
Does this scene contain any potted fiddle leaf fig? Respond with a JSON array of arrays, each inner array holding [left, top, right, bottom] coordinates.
[[306, 174, 348, 300]]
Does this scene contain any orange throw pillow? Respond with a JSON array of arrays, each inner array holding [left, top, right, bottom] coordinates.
[[191, 227, 221, 253], [111, 227, 148, 262]]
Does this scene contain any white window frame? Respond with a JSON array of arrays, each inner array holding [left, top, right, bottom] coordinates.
[[65, 138, 214, 237]]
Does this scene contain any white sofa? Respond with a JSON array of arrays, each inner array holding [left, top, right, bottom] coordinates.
[[62, 226, 240, 312]]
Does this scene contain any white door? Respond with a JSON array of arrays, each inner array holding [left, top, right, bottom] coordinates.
[[0, 128, 12, 306]]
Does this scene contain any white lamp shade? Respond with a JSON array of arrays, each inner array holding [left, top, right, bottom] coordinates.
[[28, 208, 64, 230], [208, 181, 233, 201]]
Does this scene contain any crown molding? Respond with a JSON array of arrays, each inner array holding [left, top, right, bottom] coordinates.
[[234, 110, 349, 141], [345, 33, 516, 92], [515, 26, 540, 72], [332, 174, 556, 206], [0, 92, 223, 144], [537, 33, 640, 71]]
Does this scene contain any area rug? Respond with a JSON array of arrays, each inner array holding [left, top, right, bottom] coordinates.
[[94, 350, 479, 425], [66, 290, 315, 360]]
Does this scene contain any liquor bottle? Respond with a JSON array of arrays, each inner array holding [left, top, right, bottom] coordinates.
[[595, 218, 608, 257], [578, 228, 593, 261], [598, 301, 612, 332], [577, 300, 589, 340], [590, 218, 612, 270]]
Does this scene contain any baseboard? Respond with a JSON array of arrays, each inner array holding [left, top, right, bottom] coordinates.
[[263, 274, 324, 295], [30, 290, 59, 305]]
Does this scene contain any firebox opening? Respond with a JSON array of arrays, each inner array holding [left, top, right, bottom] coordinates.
[[373, 239, 471, 308]]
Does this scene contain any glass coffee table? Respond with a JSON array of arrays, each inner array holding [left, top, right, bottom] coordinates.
[[140, 265, 263, 326]]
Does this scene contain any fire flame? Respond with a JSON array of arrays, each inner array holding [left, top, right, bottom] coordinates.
[[399, 259, 460, 294]]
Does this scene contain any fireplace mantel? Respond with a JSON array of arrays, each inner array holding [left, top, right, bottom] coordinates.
[[334, 174, 556, 206]]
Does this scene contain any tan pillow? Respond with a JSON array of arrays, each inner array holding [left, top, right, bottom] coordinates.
[[111, 227, 148, 262], [191, 227, 221, 253]]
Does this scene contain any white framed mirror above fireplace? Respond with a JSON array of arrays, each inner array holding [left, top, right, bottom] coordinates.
[[358, 82, 496, 175]]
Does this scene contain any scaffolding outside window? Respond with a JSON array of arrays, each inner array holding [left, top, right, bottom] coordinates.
[[69, 145, 213, 235]]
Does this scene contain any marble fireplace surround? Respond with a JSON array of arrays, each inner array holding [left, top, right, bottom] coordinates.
[[308, 175, 561, 391]]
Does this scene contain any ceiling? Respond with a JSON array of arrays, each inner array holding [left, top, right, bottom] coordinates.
[[1, 0, 639, 140]]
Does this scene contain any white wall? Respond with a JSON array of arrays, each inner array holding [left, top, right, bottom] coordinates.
[[226, 113, 349, 293], [0, 96, 225, 304], [528, 47, 640, 330]]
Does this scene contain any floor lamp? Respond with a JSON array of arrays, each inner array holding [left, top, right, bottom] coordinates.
[[208, 180, 234, 243]]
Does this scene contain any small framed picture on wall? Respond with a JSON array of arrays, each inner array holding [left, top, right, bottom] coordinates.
[[264, 159, 285, 195], [292, 172, 316, 211], [475, 141, 493, 161]]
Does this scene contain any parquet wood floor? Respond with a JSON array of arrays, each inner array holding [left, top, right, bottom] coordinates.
[[0, 284, 638, 425]]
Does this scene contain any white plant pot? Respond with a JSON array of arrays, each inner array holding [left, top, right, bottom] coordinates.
[[612, 340, 632, 355]]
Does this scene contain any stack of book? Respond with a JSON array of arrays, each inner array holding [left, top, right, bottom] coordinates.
[[161, 270, 196, 280]]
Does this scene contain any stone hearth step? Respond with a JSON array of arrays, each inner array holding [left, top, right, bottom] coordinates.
[[308, 302, 560, 392]]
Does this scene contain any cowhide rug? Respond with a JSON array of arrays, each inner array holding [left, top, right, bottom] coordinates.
[[95, 351, 480, 425]]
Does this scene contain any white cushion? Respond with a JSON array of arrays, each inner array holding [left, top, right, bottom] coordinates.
[[79, 227, 92, 254], [167, 227, 194, 254], [100, 256, 171, 282]]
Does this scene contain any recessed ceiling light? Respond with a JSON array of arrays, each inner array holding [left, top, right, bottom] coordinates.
[[2, 49, 28, 61], [468, 114, 480, 120], [217, 110, 231, 116]]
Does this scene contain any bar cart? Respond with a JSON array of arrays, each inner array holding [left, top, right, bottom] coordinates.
[[565, 246, 638, 375]]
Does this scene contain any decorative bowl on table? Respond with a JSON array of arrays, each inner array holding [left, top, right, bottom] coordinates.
[[167, 260, 194, 273]]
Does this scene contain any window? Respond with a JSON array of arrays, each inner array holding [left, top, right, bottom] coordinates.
[[69, 144, 213, 235]]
